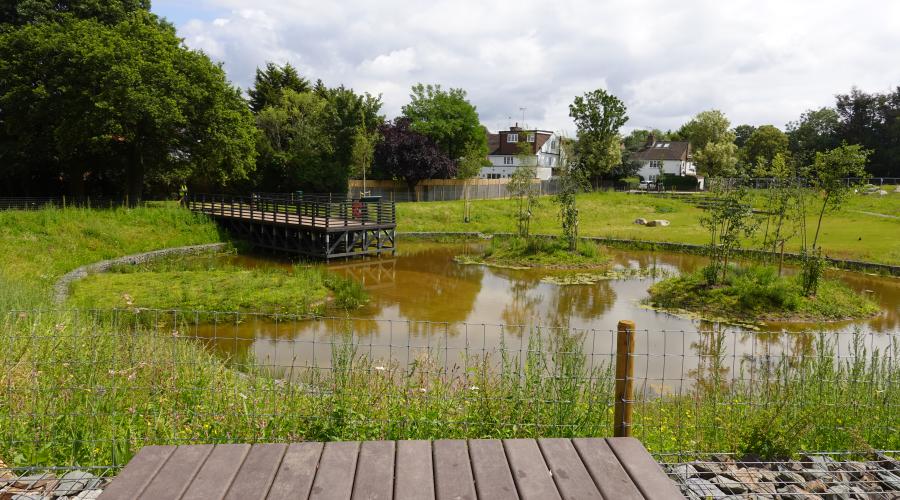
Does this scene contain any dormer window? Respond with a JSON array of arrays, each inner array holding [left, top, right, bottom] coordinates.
[[526, 133, 535, 143], [507, 133, 518, 143]]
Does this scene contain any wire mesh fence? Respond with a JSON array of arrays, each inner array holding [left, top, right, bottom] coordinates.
[[1, 308, 897, 474], [661, 451, 900, 498]]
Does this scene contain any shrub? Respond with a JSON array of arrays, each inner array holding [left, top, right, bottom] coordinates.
[[660, 174, 699, 190]]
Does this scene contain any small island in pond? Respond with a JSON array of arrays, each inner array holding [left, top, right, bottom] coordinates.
[[647, 265, 880, 324], [455, 237, 610, 270]]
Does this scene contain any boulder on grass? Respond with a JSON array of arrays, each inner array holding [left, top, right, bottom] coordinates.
[[646, 219, 670, 227]]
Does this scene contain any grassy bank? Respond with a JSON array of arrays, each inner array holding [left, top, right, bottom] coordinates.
[[67, 263, 366, 315], [455, 236, 609, 269], [648, 265, 880, 323], [398, 191, 900, 266], [1, 311, 896, 467], [0, 203, 223, 308]]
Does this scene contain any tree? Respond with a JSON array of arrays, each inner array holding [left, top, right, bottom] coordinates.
[[677, 110, 734, 151], [349, 125, 378, 194], [755, 153, 799, 275], [321, 85, 383, 184], [401, 83, 488, 162], [834, 87, 899, 177], [455, 136, 490, 223], [741, 125, 789, 168], [700, 180, 758, 285], [622, 129, 668, 154], [677, 110, 737, 177], [693, 140, 738, 177], [0, 0, 150, 26], [251, 80, 382, 194], [248, 62, 310, 113], [372, 117, 455, 192], [0, 12, 257, 201], [786, 107, 841, 167], [555, 137, 589, 250], [255, 90, 340, 193], [568, 89, 628, 185], [508, 142, 539, 238], [807, 144, 870, 252], [797, 144, 870, 295], [733, 124, 757, 149]]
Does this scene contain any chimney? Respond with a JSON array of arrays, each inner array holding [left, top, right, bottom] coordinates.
[[646, 133, 656, 148]]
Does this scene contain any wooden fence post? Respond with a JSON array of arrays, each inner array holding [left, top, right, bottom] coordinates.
[[614, 319, 635, 437]]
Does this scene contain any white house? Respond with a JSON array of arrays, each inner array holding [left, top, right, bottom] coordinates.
[[632, 136, 697, 184], [480, 125, 560, 180]]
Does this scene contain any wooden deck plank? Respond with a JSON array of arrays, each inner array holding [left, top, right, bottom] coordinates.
[[267, 442, 325, 500], [502, 439, 561, 500], [432, 439, 476, 500], [181, 444, 252, 500], [467, 439, 518, 500], [571, 438, 644, 500], [606, 438, 684, 499], [103, 438, 668, 500], [351, 441, 395, 500], [537, 439, 603, 500], [97, 445, 176, 500], [138, 445, 214, 500], [394, 440, 434, 500], [223, 443, 288, 500], [309, 441, 360, 500]]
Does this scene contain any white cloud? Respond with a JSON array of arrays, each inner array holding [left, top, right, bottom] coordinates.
[[169, 0, 900, 133]]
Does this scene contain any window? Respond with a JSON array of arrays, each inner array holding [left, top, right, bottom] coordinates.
[[526, 133, 535, 143], [503, 156, 514, 165], [551, 139, 558, 151], [650, 160, 664, 170], [507, 133, 518, 143]]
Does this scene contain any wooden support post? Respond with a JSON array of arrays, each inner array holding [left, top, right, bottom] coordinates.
[[614, 319, 635, 438]]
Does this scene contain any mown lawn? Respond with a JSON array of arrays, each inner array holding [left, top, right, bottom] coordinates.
[[398, 191, 900, 265]]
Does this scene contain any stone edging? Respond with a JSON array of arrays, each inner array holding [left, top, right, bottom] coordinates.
[[52, 243, 227, 304], [397, 232, 900, 277]]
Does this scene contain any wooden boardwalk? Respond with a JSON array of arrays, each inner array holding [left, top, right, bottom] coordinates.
[[98, 438, 684, 499], [187, 194, 397, 259]]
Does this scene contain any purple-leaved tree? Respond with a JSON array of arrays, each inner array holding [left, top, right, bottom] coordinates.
[[373, 117, 455, 191]]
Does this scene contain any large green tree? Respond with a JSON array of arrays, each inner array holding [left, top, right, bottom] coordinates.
[[834, 87, 899, 177], [786, 107, 841, 167], [401, 84, 488, 163], [251, 76, 383, 193], [732, 124, 757, 149], [568, 89, 628, 184], [678, 110, 737, 176], [0, 0, 149, 26], [255, 90, 339, 192], [0, 12, 257, 200], [741, 124, 789, 168], [247, 62, 310, 113]]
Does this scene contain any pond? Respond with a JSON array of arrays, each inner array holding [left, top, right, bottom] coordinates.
[[193, 239, 900, 388]]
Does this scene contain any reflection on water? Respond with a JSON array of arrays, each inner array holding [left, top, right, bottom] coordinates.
[[198, 240, 900, 386]]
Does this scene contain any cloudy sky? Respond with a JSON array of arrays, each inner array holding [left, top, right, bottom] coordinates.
[[153, 0, 900, 135]]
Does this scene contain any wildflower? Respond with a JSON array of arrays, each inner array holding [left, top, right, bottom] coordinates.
[[470, 385, 479, 391], [374, 366, 385, 371]]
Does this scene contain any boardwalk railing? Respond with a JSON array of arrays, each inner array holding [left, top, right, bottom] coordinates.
[[187, 193, 396, 229], [1, 308, 897, 471]]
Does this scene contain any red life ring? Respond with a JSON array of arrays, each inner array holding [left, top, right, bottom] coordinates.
[[352, 201, 362, 219]]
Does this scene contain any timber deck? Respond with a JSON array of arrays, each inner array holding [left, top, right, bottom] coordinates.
[[188, 194, 396, 259], [98, 438, 684, 499]]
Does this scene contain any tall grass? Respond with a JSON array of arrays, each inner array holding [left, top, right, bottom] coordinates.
[[0, 203, 223, 309], [1, 310, 896, 468]]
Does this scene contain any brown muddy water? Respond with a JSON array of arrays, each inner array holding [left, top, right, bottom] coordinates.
[[194, 240, 900, 388]]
